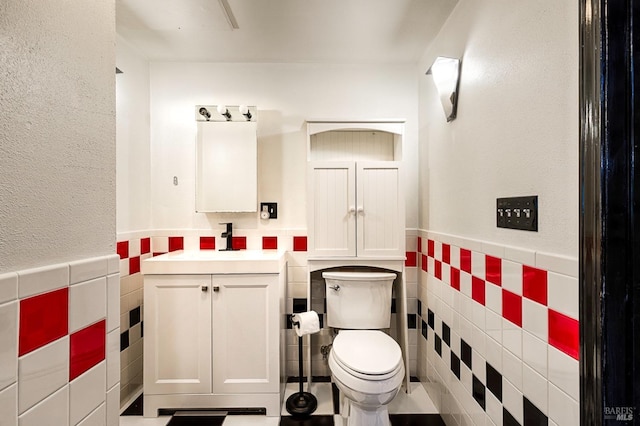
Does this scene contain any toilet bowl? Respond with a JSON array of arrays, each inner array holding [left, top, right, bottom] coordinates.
[[328, 330, 404, 426]]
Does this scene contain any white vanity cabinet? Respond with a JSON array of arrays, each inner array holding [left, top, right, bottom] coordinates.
[[142, 251, 286, 417]]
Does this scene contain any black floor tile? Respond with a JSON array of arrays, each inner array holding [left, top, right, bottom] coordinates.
[[166, 415, 224, 426], [121, 394, 143, 416], [280, 415, 334, 426], [390, 414, 446, 426]]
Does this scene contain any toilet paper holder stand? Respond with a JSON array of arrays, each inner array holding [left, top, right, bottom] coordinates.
[[286, 318, 318, 417]]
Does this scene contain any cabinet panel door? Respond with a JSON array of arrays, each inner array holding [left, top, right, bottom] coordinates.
[[356, 162, 404, 257], [144, 275, 212, 395], [308, 162, 356, 257], [212, 274, 278, 394]]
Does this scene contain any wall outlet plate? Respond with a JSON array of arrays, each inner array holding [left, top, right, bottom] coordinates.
[[260, 202, 278, 219], [496, 196, 538, 231]]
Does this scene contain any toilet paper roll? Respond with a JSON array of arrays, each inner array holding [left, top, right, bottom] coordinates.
[[292, 311, 320, 337]]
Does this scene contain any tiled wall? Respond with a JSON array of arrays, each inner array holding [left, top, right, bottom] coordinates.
[[416, 231, 579, 426], [0, 254, 120, 426]]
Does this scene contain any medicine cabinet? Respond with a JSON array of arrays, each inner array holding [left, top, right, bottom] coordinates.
[[195, 105, 257, 212]]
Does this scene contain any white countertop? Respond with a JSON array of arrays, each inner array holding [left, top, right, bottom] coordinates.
[[141, 249, 286, 275]]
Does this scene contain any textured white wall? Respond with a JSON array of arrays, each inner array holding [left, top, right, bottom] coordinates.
[[116, 37, 151, 234], [418, 0, 579, 257], [149, 62, 420, 231], [0, 0, 116, 272]]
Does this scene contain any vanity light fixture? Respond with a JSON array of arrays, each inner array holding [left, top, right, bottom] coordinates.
[[217, 105, 232, 121], [239, 105, 252, 121], [198, 107, 211, 121], [426, 56, 462, 122]]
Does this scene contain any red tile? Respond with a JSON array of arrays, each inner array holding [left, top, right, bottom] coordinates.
[[427, 239, 435, 257], [293, 236, 307, 252], [405, 252, 417, 267], [421, 254, 428, 272], [451, 267, 461, 291], [153, 252, 166, 257], [523, 265, 548, 305], [232, 236, 247, 250], [460, 248, 472, 274], [442, 244, 451, 264], [168, 236, 183, 252], [200, 237, 216, 250], [502, 290, 523, 327], [549, 309, 579, 360], [70, 320, 106, 381], [19, 288, 69, 356], [435, 260, 442, 280], [117, 241, 129, 259], [472, 277, 486, 305], [140, 238, 151, 255], [417, 237, 422, 253], [262, 236, 278, 250], [129, 256, 140, 275], [485, 255, 502, 286]]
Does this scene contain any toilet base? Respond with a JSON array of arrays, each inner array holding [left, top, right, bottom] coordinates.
[[346, 402, 391, 426]]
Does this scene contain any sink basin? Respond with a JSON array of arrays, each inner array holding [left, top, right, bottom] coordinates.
[[141, 250, 286, 275]]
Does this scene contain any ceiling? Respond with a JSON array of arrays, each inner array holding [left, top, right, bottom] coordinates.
[[116, 0, 457, 63]]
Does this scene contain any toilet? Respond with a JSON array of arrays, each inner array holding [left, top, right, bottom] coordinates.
[[323, 271, 405, 426]]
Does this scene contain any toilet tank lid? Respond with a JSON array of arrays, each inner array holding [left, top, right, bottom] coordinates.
[[322, 271, 397, 281]]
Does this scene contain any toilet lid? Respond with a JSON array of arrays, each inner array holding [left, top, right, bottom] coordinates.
[[332, 330, 402, 376]]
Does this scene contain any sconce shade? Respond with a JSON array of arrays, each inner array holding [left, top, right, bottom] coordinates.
[[427, 56, 461, 122]]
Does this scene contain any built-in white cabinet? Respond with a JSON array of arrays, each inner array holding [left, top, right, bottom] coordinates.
[[308, 161, 404, 257], [143, 266, 284, 417]]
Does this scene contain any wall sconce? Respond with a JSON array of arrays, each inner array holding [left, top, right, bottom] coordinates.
[[217, 105, 232, 121], [427, 56, 461, 122], [198, 107, 211, 121], [196, 105, 257, 122], [239, 105, 252, 121]]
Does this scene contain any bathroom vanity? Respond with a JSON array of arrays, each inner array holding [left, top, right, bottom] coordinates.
[[141, 250, 287, 417]]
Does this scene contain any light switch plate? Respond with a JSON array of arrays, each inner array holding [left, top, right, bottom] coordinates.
[[497, 196, 538, 231]]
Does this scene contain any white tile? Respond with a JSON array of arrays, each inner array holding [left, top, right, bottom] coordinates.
[[18, 337, 69, 414], [471, 350, 486, 384], [0, 384, 17, 426], [502, 377, 523, 424], [503, 245, 536, 266], [434, 241, 442, 261], [547, 272, 579, 319], [106, 328, 120, 390], [0, 301, 18, 391], [70, 362, 106, 426], [119, 259, 130, 278], [522, 363, 547, 415], [450, 245, 460, 269], [69, 256, 108, 286], [484, 336, 502, 371], [485, 283, 501, 314], [535, 252, 578, 278], [0, 273, 18, 305], [471, 251, 486, 280], [223, 415, 280, 426], [522, 331, 547, 378], [502, 348, 522, 391], [106, 384, 119, 426], [17, 264, 68, 299], [77, 403, 105, 426], [460, 364, 472, 394], [548, 384, 579, 426], [18, 385, 68, 426], [501, 260, 522, 296], [69, 277, 106, 333], [129, 238, 141, 257], [522, 299, 548, 342], [502, 319, 522, 359], [485, 310, 502, 344], [485, 391, 503, 426], [107, 254, 120, 275], [482, 242, 504, 260], [472, 325, 486, 358], [389, 382, 438, 414], [548, 346, 579, 400], [107, 274, 120, 332]]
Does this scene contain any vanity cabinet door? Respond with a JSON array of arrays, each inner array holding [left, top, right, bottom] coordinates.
[[211, 274, 279, 394], [144, 275, 212, 395]]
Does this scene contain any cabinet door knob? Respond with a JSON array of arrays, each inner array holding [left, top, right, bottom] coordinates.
[[213, 286, 220, 292], [201, 286, 208, 292], [357, 206, 364, 214]]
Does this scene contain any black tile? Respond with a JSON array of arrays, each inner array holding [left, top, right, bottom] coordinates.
[[410, 376, 420, 382], [280, 415, 335, 425], [286, 376, 332, 383], [120, 330, 129, 351], [523, 397, 548, 426], [461, 339, 472, 369], [450, 352, 460, 379], [427, 309, 435, 329], [140, 321, 143, 338], [504, 408, 522, 426], [421, 320, 428, 340], [166, 415, 224, 426], [434, 334, 442, 357], [442, 322, 450, 346], [391, 298, 397, 313], [318, 314, 324, 329], [486, 362, 502, 401], [293, 298, 308, 313], [472, 375, 486, 410], [417, 299, 422, 316], [287, 314, 294, 329], [389, 414, 446, 426], [331, 382, 340, 415], [408, 314, 417, 329], [121, 393, 143, 416], [129, 306, 141, 327]]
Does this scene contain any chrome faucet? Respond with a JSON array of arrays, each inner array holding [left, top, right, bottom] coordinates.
[[219, 222, 235, 251]]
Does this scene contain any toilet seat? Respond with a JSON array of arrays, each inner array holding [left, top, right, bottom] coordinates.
[[331, 330, 403, 380]]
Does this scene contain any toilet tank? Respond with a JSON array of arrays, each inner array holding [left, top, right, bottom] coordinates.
[[323, 271, 397, 329]]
